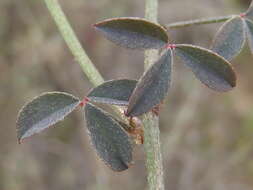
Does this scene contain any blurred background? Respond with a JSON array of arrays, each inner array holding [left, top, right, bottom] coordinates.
[[1, 0, 253, 189]]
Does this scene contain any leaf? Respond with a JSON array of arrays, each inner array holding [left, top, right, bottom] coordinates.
[[94, 17, 169, 50], [175, 44, 236, 92], [246, 1, 253, 20], [87, 79, 137, 106], [85, 103, 132, 172], [126, 49, 172, 117], [211, 16, 246, 61], [245, 19, 253, 53], [16, 92, 80, 143]]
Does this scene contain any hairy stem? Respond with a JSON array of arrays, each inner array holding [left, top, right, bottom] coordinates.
[[144, 0, 165, 190], [166, 15, 234, 29], [44, 0, 104, 86]]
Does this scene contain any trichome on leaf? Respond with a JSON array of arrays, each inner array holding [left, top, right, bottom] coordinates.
[[85, 103, 133, 171], [126, 49, 172, 117], [211, 16, 246, 61], [16, 10, 244, 172], [16, 92, 80, 143], [87, 79, 137, 106], [94, 17, 169, 50], [175, 44, 236, 92]]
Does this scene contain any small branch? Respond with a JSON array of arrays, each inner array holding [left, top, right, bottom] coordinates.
[[44, 0, 104, 87], [144, 0, 165, 190], [166, 15, 234, 29]]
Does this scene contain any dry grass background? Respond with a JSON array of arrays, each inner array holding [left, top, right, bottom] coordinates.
[[1, 0, 253, 189]]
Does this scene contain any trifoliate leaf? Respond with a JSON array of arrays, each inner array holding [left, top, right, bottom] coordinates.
[[245, 19, 253, 53], [17, 92, 80, 143], [175, 44, 236, 92], [85, 103, 132, 172], [126, 49, 172, 117], [94, 17, 169, 50], [87, 79, 137, 106], [211, 16, 246, 61]]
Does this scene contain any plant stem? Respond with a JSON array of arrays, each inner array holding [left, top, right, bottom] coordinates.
[[166, 15, 234, 29], [44, 0, 104, 87], [144, 0, 165, 190]]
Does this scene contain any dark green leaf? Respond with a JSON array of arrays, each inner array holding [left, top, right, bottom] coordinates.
[[245, 19, 253, 53], [87, 79, 137, 106], [94, 17, 169, 50], [246, 1, 253, 20], [85, 103, 132, 171], [175, 44, 236, 92], [16, 92, 80, 143], [126, 49, 172, 117], [211, 16, 246, 61]]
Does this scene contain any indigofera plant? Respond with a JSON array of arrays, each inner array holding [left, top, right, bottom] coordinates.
[[17, 79, 138, 171], [17, 1, 253, 174]]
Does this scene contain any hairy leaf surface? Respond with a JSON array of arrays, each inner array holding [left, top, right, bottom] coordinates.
[[211, 16, 245, 61], [126, 49, 172, 117], [87, 79, 137, 105], [17, 92, 80, 142], [94, 17, 169, 49], [85, 103, 132, 171], [175, 45, 236, 92]]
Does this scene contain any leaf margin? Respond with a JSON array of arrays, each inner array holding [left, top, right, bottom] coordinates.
[[175, 44, 237, 92], [126, 48, 173, 117], [94, 17, 169, 50], [84, 102, 133, 172], [16, 91, 80, 143], [87, 79, 138, 106], [210, 16, 246, 61]]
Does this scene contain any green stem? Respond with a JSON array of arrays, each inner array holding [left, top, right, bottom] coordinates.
[[44, 0, 104, 87], [144, 0, 165, 190], [166, 15, 234, 29]]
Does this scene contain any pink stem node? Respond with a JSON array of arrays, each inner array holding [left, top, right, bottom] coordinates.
[[165, 43, 176, 50], [79, 97, 90, 107], [240, 13, 246, 18]]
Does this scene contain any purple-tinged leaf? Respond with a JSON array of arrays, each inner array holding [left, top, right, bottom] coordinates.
[[175, 44, 236, 92], [16, 92, 80, 143], [245, 19, 253, 53], [211, 16, 246, 61], [246, 1, 253, 20], [85, 103, 132, 172], [94, 17, 169, 50], [87, 79, 137, 106], [126, 49, 172, 117]]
